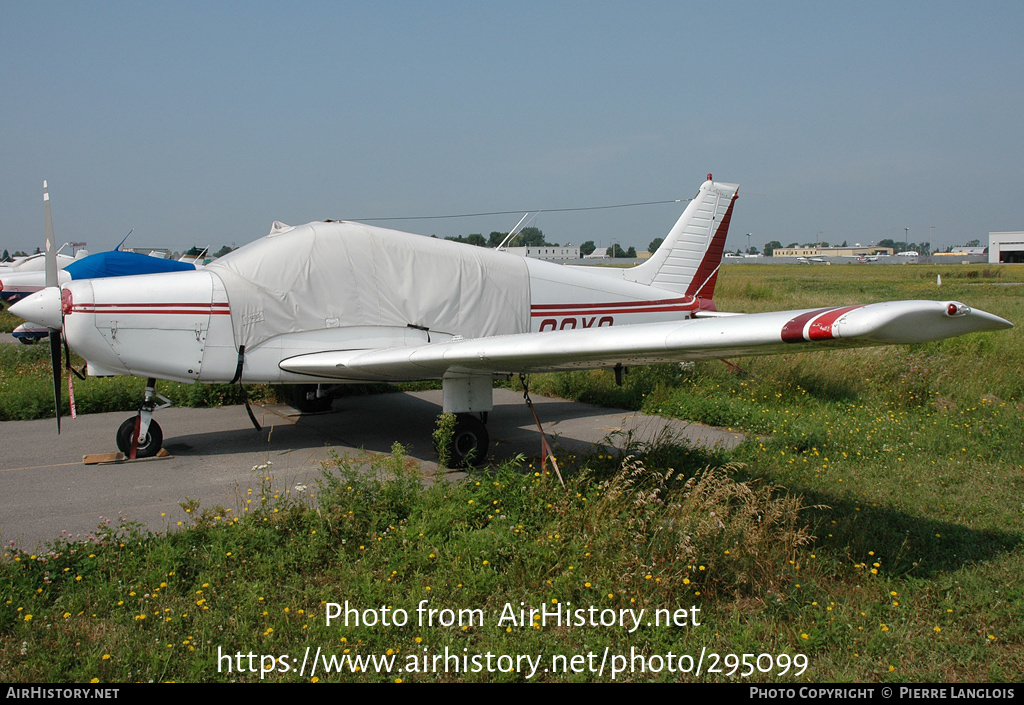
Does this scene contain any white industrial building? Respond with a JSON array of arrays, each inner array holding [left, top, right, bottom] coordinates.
[[500, 245, 581, 261], [989, 232, 1024, 264]]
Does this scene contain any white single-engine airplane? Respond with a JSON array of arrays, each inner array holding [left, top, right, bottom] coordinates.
[[10, 177, 1012, 465], [0, 248, 83, 275]]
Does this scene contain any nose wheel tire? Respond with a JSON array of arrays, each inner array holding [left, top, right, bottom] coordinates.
[[116, 416, 163, 458], [449, 413, 489, 468]]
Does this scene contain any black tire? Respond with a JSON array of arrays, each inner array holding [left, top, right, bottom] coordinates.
[[289, 384, 333, 413], [17, 336, 38, 345], [116, 416, 163, 458], [449, 413, 489, 468]]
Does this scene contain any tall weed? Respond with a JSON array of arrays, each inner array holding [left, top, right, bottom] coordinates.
[[574, 459, 814, 598]]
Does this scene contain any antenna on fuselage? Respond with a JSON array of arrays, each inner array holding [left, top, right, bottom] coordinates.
[[114, 229, 134, 251], [497, 212, 540, 250]]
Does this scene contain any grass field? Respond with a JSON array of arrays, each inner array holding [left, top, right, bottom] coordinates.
[[1, 263, 1021, 682]]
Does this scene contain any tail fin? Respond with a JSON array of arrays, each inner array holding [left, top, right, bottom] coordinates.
[[627, 176, 739, 299]]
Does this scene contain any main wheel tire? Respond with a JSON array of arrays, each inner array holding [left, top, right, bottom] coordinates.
[[116, 416, 163, 458], [449, 413, 489, 468], [17, 336, 38, 345], [289, 384, 333, 413]]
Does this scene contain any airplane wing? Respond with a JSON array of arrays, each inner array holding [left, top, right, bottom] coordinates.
[[279, 300, 1011, 381]]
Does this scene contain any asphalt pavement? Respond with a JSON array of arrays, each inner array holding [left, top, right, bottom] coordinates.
[[0, 388, 744, 550]]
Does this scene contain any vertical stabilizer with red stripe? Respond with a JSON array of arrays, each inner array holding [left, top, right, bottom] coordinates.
[[626, 177, 739, 299]]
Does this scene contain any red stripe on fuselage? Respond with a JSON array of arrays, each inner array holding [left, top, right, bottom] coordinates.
[[531, 296, 694, 310], [531, 297, 698, 317], [531, 305, 696, 317], [82, 302, 229, 309], [71, 302, 230, 315]]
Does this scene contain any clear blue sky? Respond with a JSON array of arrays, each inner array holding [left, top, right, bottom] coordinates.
[[2, 1, 1021, 255]]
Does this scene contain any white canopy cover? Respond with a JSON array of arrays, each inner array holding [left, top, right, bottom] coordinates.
[[207, 221, 532, 350]]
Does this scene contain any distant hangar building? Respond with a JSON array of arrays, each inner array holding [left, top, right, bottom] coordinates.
[[989, 232, 1024, 264], [500, 245, 581, 261], [772, 245, 894, 258]]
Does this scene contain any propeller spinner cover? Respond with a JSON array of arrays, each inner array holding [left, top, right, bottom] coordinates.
[[8, 286, 63, 329]]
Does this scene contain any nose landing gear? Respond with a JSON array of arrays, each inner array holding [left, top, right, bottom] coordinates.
[[115, 378, 171, 458], [116, 416, 163, 458]]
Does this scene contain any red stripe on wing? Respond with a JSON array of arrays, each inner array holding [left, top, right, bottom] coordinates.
[[806, 305, 863, 340]]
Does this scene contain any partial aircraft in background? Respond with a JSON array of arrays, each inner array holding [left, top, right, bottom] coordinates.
[[1, 236, 196, 306], [2, 221, 202, 345], [1, 246, 84, 276]]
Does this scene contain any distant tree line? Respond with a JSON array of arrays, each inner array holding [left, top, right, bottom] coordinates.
[[1, 249, 33, 261], [444, 227, 557, 249], [440, 227, 652, 258]]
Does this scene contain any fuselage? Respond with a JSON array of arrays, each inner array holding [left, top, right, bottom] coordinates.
[[47, 234, 703, 385], [13, 179, 741, 386]]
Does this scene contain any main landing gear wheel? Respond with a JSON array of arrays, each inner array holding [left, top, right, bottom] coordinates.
[[449, 413, 489, 468], [290, 384, 334, 414], [116, 416, 163, 459]]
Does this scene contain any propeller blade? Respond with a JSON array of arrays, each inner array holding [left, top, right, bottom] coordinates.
[[44, 181, 57, 289], [43, 180, 62, 432], [49, 326, 62, 433]]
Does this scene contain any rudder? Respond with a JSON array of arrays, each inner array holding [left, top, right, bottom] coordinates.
[[627, 176, 739, 299]]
